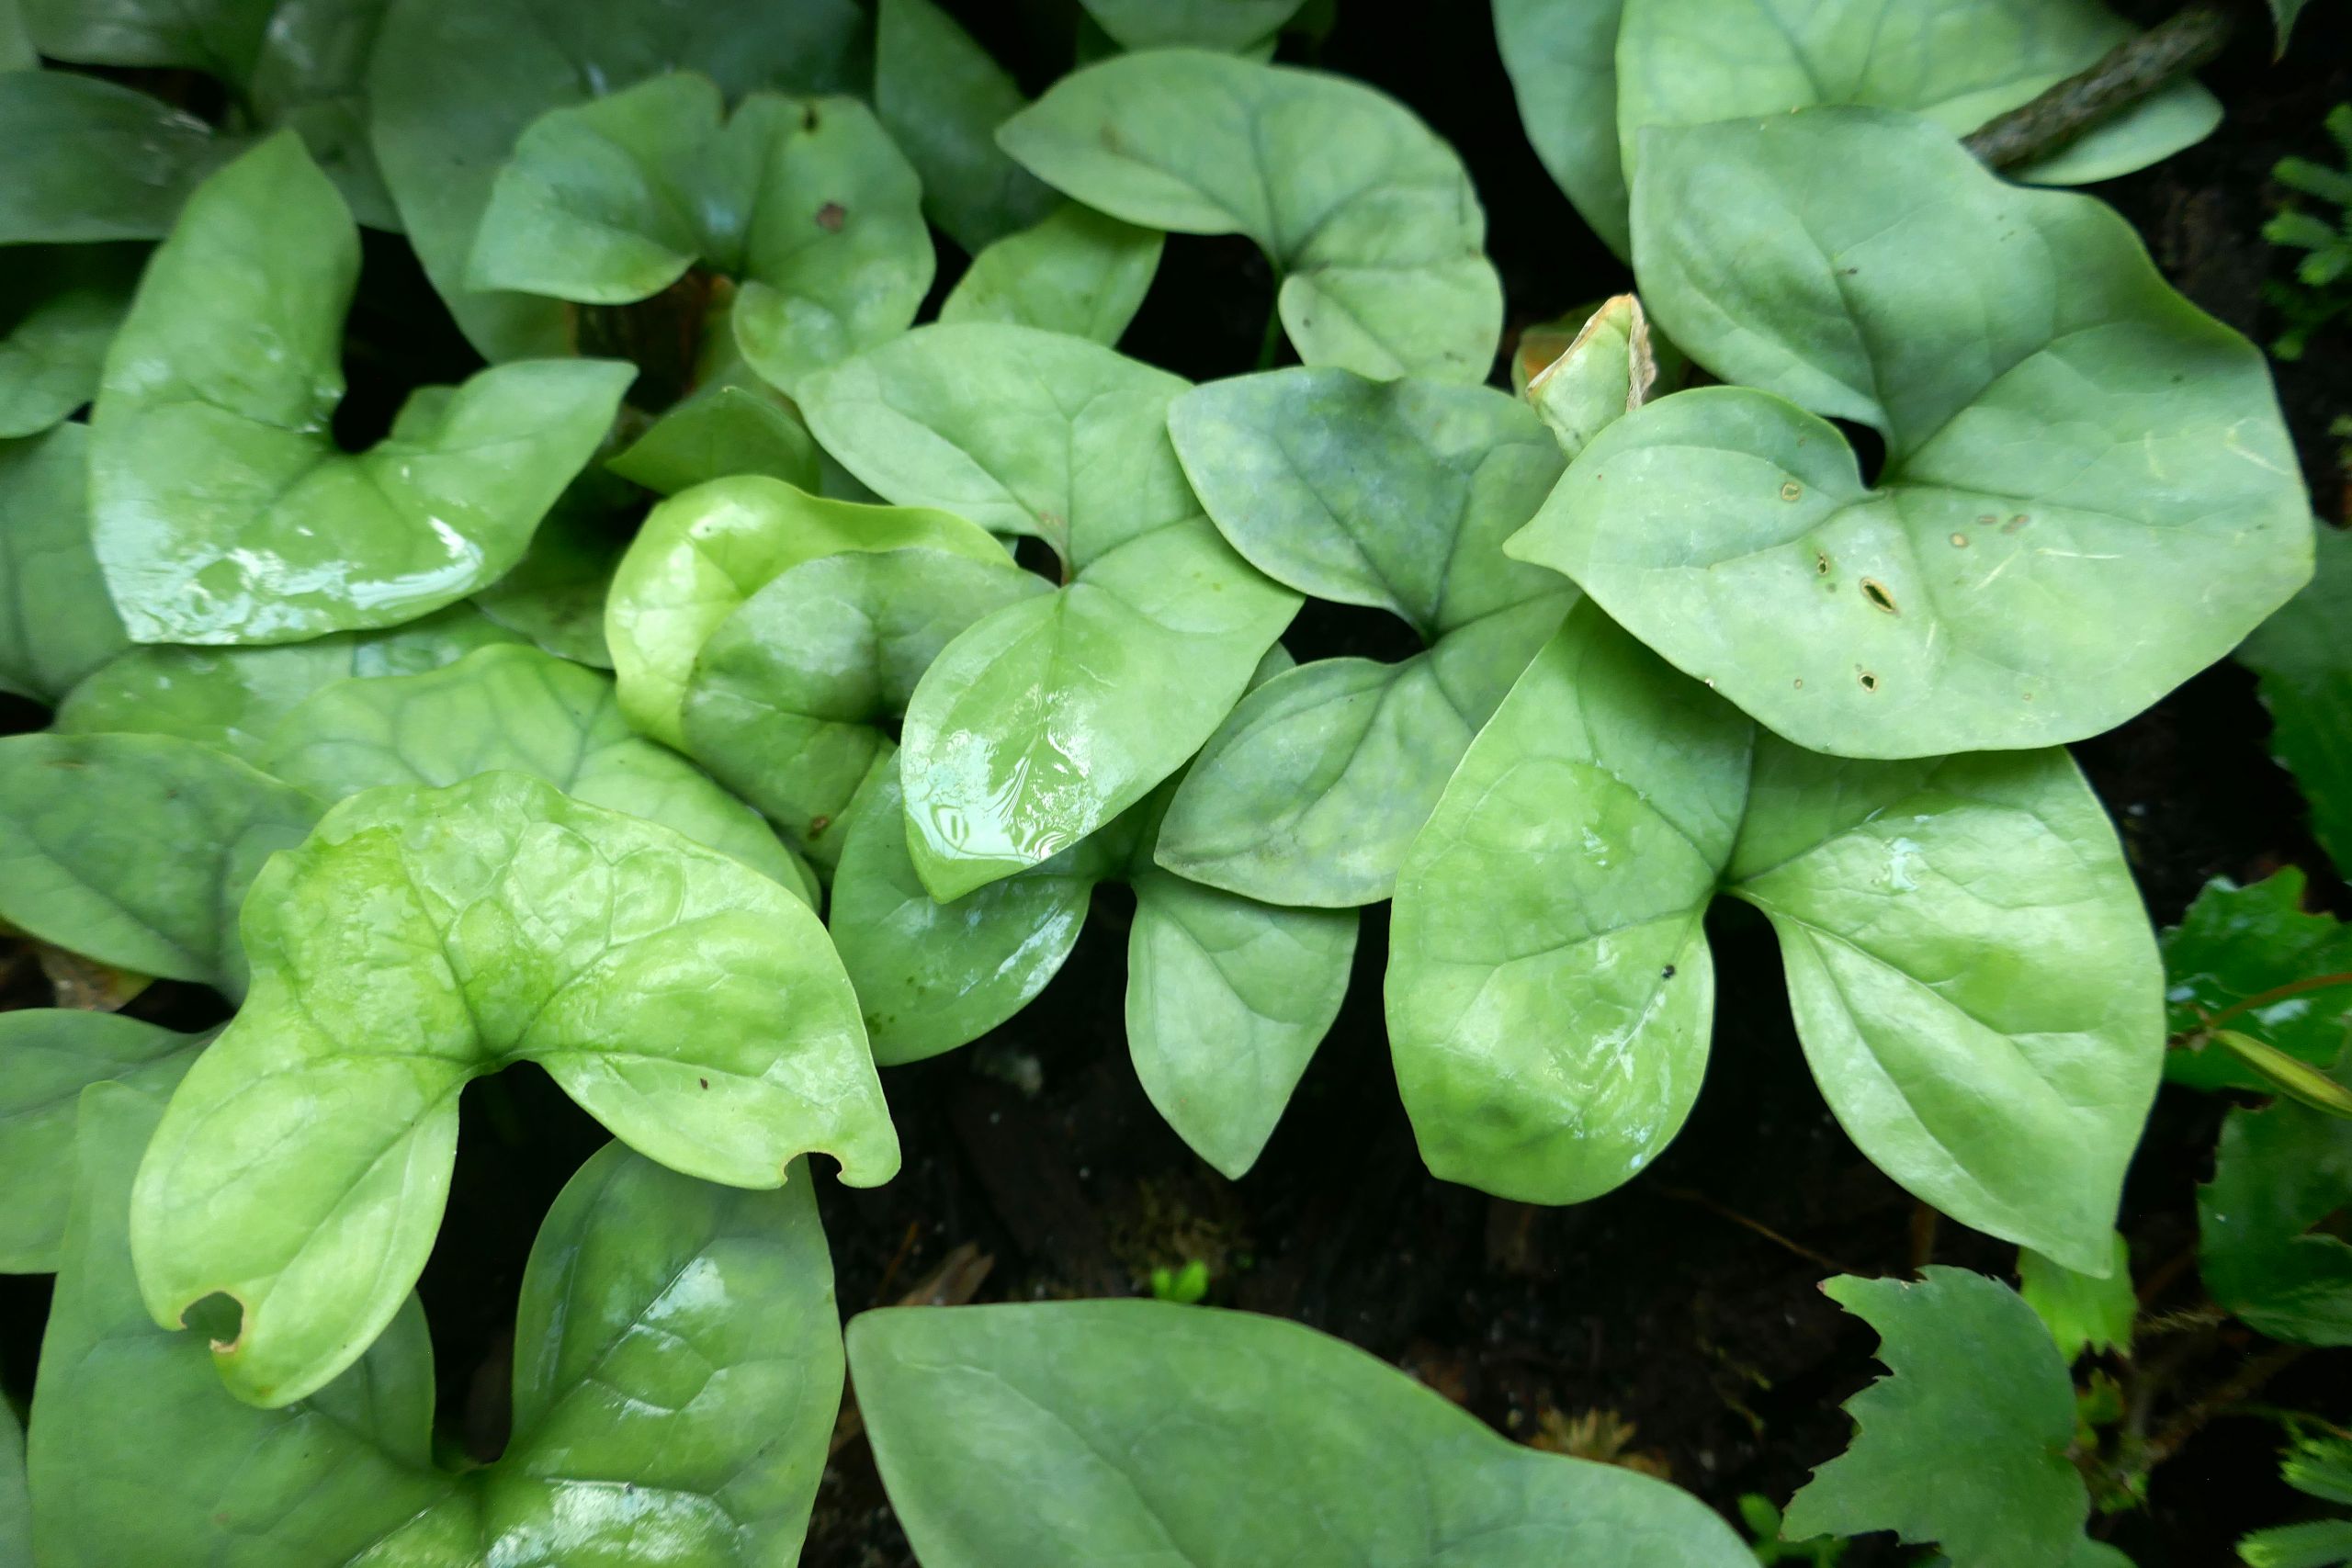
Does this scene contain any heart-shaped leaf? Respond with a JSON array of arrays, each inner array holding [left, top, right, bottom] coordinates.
[[940, 202, 1162, 344], [998, 50, 1502, 383], [608, 473, 1015, 752], [37, 1083, 847, 1562], [89, 132, 633, 645], [0, 1010, 203, 1272], [1159, 368, 1573, 906], [1387, 602, 2161, 1271], [0, 730, 320, 997], [1783, 1269, 2088, 1567], [2199, 1095, 2352, 1347], [850, 1299, 1752, 1565], [1513, 108, 2311, 758], [368, 0, 869, 359], [0, 71, 241, 243], [262, 643, 817, 901], [466, 72, 933, 391], [129, 770, 897, 1404], [0, 245, 140, 438], [53, 604, 523, 761], [0, 423, 128, 703], [873, 0, 1057, 255]]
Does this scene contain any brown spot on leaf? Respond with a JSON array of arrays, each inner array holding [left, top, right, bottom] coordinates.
[[699, 1077, 709, 1089], [816, 201, 846, 231], [1949, 532, 1969, 547], [2002, 513, 2029, 534], [1858, 670, 1879, 693], [808, 815, 831, 838], [1860, 578, 1897, 614], [1780, 480, 1804, 502]]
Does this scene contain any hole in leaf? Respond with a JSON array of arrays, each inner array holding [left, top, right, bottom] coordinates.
[[1828, 417, 1888, 487], [180, 1290, 245, 1349], [1858, 670, 1880, 693], [1012, 532, 1066, 584], [1860, 578, 1897, 615], [1284, 596, 1425, 664]]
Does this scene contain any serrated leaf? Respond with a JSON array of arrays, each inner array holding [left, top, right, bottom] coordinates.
[[999, 50, 1502, 383], [0, 423, 128, 703], [1515, 107, 2311, 759], [2018, 1233, 2135, 1363], [850, 1300, 1752, 1565], [2199, 1097, 2352, 1346], [89, 133, 632, 645], [128, 771, 896, 1405], [1783, 1269, 2087, 1568]]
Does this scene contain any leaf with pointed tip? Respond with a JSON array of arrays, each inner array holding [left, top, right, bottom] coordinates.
[[262, 643, 816, 901], [1614, 0, 2221, 196], [605, 367, 820, 497], [607, 473, 1013, 751], [2272, 0, 2312, 51], [37, 1083, 849, 1563], [1783, 1269, 2087, 1568], [90, 134, 632, 645], [1159, 368, 1572, 906], [0, 71, 242, 243], [2242, 525, 2352, 882], [1492, 0, 1630, 257], [2018, 1233, 2135, 1363], [684, 541, 1050, 867], [1525, 295, 1663, 460], [2199, 1096, 2352, 1346], [0, 1010, 204, 1272], [53, 604, 523, 761], [129, 770, 897, 1405], [0, 731, 318, 997], [999, 51, 1502, 382], [367, 0, 869, 359], [0, 424, 129, 703], [0, 245, 140, 438], [1076, 0, 1308, 49], [850, 1299, 1752, 1565], [940, 202, 1162, 344], [1387, 604, 2162, 1270], [874, 0, 1057, 255], [466, 73, 932, 391], [1515, 108, 2311, 758], [2162, 871, 2352, 1093]]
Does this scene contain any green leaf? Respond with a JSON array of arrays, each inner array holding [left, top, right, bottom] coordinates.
[[1783, 1269, 2087, 1568], [261, 643, 818, 900], [0, 0, 32, 68], [468, 474, 632, 668], [1614, 0, 2220, 197], [2199, 1097, 2352, 1346], [0, 423, 129, 703], [802, 324, 1299, 898], [998, 50, 1503, 383], [1524, 294, 1665, 460], [2242, 1519, 2352, 1568], [2272, 0, 2313, 53], [2282, 1435, 2352, 1506], [850, 1299, 1752, 1565], [1158, 368, 1572, 906], [0, 70, 241, 243], [874, 0, 1057, 255], [683, 536, 1050, 868], [0, 730, 319, 997], [1492, 0, 1631, 257], [0, 244, 140, 438], [34, 1082, 849, 1563], [0, 1402, 25, 1568], [608, 472, 1014, 752], [52, 604, 524, 761], [2018, 1233, 2135, 1363], [940, 201, 1163, 344], [1076, 0, 1308, 50], [128, 770, 897, 1404], [1387, 604, 2162, 1269], [1516, 108, 2311, 759], [367, 0, 870, 359], [466, 72, 933, 392], [2242, 525, 2352, 881], [89, 133, 633, 645], [605, 364, 821, 497], [0, 1010, 203, 1272], [2165, 871, 2352, 1092]]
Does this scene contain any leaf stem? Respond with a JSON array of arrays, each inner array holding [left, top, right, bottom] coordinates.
[[1962, 5, 2234, 172], [2198, 970, 2352, 1033], [1254, 297, 1285, 372]]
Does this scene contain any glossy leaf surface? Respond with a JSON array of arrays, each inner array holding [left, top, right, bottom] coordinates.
[[2242, 523, 2352, 880], [2199, 1097, 2352, 1347], [89, 133, 632, 644], [940, 202, 1162, 344], [1387, 605, 2161, 1271], [467, 72, 932, 391], [2163, 870, 2352, 1092], [999, 50, 1502, 382], [130, 771, 896, 1404], [0, 1010, 202, 1272], [0, 423, 128, 702], [263, 644, 816, 899], [1783, 1269, 2087, 1568], [850, 1300, 1751, 1565], [0, 730, 318, 996], [873, 0, 1056, 254], [0, 244, 140, 438], [1518, 109, 2311, 757], [36, 1084, 848, 1564], [367, 0, 869, 358], [1159, 368, 1572, 905]]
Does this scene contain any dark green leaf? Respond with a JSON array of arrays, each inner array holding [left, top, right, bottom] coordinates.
[[2242, 525, 2352, 881], [873, 0, 1056, 254], [0, 71, 240, 243], [0, 245, 141, 438], [0, 423, 129, 702], [2199, 1096, 2352, 1346], [2164, 871, 2352, 1092]]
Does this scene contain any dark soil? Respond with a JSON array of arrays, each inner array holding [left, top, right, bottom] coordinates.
[[5, 2, 2352, 1563]]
